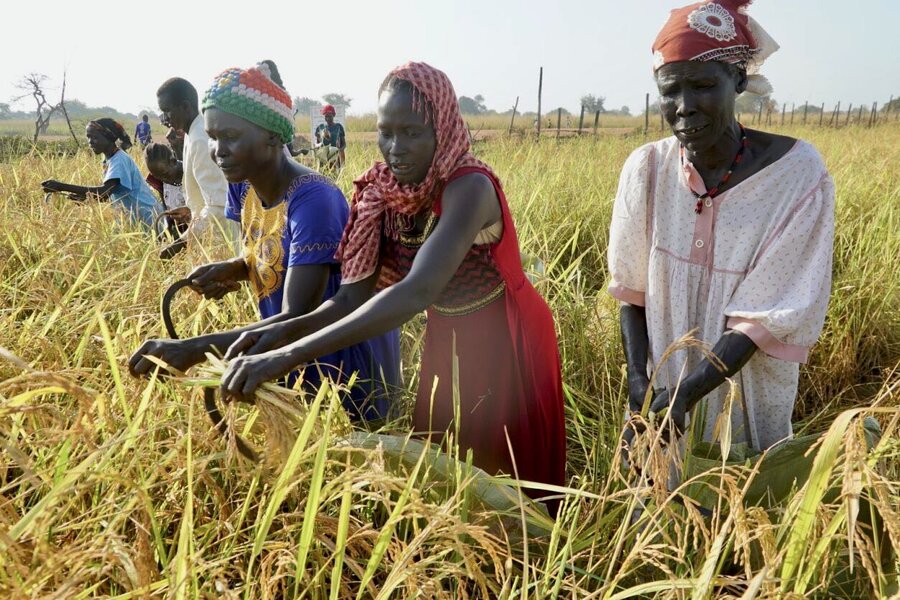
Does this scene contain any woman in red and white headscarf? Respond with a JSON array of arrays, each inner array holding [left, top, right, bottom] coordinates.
[[612, 1, 834, 453], [220, 62, 567, 500]]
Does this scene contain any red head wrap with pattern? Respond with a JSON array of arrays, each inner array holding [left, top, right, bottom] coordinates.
[[335, 61, 494, 286], [652, 1, 778, 94]]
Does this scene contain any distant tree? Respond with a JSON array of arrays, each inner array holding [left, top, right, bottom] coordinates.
[[0, 102, 10, 119], [322, 93, 351, 108], [735, 93, 777, 114], [458, 94, 488, 114], [293, 96, 320, 116], [619, 105, 631, 116], [14, 73, 59, 142], [646, 100, 661, 115], [580, 94, 606, 113], [547, 107, 571, 117]]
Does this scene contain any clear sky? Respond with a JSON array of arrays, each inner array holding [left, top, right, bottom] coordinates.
[[2, 0, 898, 117]]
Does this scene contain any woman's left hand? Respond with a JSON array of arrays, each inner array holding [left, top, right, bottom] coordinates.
[[220, 348, 300, 402]]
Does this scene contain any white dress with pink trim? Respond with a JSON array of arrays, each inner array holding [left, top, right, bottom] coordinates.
[[608, 137, 834, 450]]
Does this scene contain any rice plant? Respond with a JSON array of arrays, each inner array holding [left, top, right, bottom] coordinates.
[[0, 123, 897, 598]]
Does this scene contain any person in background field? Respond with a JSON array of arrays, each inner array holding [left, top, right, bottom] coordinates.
[[215, 62, 567, 510], [611, 0, 834, 457], [144, 142, 188, 238], [40, 118, 162, 229], [129, 64, 401, 421], [156, 77, 239, 259], [315, 104, 346, 168], [135, 114, 152, 148]]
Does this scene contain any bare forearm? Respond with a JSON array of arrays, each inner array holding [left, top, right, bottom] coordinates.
[[282, 282, 425, 363]]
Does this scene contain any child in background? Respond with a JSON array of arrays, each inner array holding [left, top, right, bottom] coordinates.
[[41, 118, 162, 230], [144, 142, 189, 238]]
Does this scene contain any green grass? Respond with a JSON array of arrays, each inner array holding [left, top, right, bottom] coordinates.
[[0, 123, 897, 598]]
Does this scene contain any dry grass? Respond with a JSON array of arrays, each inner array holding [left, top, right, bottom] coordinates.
[[0, 122, 897, 598]]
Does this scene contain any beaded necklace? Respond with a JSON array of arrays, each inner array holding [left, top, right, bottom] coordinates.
[[681, 123, 748, 214]]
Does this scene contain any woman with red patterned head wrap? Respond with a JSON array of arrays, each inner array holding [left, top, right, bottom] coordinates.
[[612, 1, 835, 457], [220, 62, 567, 505]]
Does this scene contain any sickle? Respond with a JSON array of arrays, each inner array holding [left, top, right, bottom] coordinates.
[[161, 278, 259, 462]]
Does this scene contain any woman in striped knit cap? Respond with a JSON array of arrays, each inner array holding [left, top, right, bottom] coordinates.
[[129, 63, 401, 422], [218, 62, 567, 510]]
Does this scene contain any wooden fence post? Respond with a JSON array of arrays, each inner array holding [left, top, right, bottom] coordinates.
[[593, 110, 600, 137], [781, 103, 786, 125], [556, 107, 562, 141], [536, 67, 543, 140], [659, 109, 664, 131], [644, 93, 650, 134], [858, 105, 864, 123], [508, 96, 519, 135], [845, 103, 852, 126], [791, 103, 795, 124], [830, 102, 840, 127], [818, 103, 825, 126], [577, 104, 585, 135], [803, 101, 808, 124], [868, 102, 877, 127]]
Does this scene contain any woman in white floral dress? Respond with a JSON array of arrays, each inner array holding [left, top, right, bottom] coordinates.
[[610, 0, 834, 451]]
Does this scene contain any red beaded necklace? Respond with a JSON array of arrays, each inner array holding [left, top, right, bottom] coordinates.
[[681, 123, 748, 214]]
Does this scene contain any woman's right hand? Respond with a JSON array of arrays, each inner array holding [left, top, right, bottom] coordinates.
[[187, 259, 247, 299], [128, 338, 206, 378]]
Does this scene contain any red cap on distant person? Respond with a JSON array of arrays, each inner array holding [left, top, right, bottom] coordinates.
[[321, 104, 336, 116]]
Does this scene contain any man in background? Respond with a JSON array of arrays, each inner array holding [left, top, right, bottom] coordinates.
[[134, 114, 152, 148], [156, 77, 238, 259]]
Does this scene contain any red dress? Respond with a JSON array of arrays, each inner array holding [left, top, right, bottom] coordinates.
[[380, 166, 566, 491]]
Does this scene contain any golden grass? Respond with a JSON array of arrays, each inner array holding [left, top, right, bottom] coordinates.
[[0, 123, 897, 598]]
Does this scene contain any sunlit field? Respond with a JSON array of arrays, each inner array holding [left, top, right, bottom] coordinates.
[[0, 122, 897, 598]]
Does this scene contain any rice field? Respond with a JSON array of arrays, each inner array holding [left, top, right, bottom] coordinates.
[[0, 122, 897, 598]]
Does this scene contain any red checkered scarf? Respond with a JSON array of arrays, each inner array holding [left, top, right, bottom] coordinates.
[[336, 61, 494, 286]]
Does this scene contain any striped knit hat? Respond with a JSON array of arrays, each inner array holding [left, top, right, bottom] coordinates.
[[202, 64, 294, 143]]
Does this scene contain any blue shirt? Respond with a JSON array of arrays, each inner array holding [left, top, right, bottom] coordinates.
[[226, 175, 400, 420], [135, 121, 152, 144], [102, 150, 163, 228]]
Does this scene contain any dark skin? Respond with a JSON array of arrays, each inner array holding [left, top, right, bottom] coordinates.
[[156, 90, 198, 258], [157, 91, 197, 133], [128, 108, 332, 377], [622, 61, 797, 438], [41, 124, 123, 201], [217, 84, 502, 400], [146, 155, 183, 186]]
